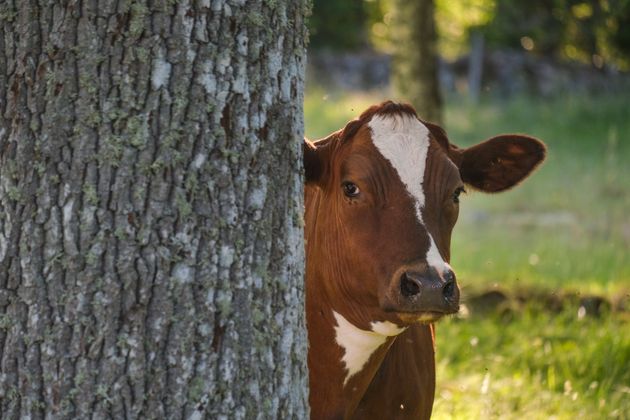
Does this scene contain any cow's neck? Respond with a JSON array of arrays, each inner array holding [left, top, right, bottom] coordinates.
[[305, 260, 406, 418]]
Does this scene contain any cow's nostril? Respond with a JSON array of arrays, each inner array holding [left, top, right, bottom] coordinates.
[[443, 280, 456, 301], [400, 272, 421, 297]]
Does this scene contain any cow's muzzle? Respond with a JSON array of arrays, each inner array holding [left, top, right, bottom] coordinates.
[[382, 267, 460, 317]]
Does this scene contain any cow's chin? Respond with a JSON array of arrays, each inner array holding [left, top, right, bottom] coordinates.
[[396, 311, 448, 325]]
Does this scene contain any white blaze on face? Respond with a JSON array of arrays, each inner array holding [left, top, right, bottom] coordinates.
[[368, 113, 450, 273], [427, 236, 453, 275], [368, 114, 429, 223], [333, 311, 405, 385]]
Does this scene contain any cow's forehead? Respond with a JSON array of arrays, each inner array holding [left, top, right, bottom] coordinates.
[[367, 113, 431, 223], [367, 113, 451, 275]]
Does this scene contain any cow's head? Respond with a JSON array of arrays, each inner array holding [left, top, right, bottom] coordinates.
[[304, 101, 545, 328]]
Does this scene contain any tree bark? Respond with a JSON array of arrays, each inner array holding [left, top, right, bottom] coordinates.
[[391, 0, 443, 124], [0, 1, 309, 418]]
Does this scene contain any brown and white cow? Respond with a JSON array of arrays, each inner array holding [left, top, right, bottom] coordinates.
[[303, 101, 545, 419]]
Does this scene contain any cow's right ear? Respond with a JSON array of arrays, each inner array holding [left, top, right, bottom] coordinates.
[[303, 134, 335, 186]]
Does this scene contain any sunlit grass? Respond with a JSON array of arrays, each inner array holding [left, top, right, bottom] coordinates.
[[433, 310, 630, 419], [305, 86, 630, 418]]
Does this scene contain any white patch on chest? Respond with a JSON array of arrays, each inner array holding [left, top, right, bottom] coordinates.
[[333, 310, 405, 385], [368, 113, 450, 273]]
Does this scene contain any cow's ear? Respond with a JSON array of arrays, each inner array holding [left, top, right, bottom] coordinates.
[[454, 135, 546, 192], [303, 134, 335, 186], [303, 139, 322, 185]]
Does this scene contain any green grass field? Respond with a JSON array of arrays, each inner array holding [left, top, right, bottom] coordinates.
[[305, 88, 630, 419]]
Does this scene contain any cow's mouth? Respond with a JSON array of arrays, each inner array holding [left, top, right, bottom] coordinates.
[[396, 309, 458, 325]]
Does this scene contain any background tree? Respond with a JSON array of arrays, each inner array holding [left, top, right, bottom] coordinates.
[[390, 0, 443, 123], [0, 1, 309, 418]]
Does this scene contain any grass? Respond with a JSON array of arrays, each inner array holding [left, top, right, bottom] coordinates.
[[305, 87, 630, 419], [433, 309, 630, 419]]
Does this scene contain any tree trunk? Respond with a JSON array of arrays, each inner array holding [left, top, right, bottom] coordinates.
[[391, 0, 443, 124], [0, 1, 309, 418]]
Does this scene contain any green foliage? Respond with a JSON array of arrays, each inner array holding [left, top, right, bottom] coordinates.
[[435, 0, 496, 58], [480, 0, 562, 55], [480, 0, 630, 69], [364, 0, 393, 52], [365, 0, 497, 57], [309, 0, 369, 50], [310, 0, 630, 70], [312, 0, 490, 54], [610, 0, 630, 54]]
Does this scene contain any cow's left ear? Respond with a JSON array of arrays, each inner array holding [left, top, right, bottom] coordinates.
[[452, 135, 546, 192], [303, 129, 341, 185], [303, 134, 335, 186], [303, 139, 323, 185]]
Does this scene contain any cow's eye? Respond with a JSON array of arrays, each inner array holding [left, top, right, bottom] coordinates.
[[342, 182, 360, 198], [453, 186, 466, 204]]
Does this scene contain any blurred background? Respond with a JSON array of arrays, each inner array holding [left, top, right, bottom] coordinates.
[[305, 0, 630, 418]]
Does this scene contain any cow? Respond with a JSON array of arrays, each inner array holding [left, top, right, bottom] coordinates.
[[303, 101, 545, 419]]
